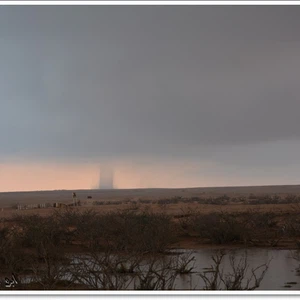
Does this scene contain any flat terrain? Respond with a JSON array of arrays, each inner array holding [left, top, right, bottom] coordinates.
[[1, 185, 300, 218], [2, 185, 300, 260], [2, 185, 300, 290], [3, 184, 300, 205]]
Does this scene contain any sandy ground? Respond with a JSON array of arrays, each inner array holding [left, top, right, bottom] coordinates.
[[0, 203, 297, 219], [1, 185, 300, 251], [0, 185, 299, 219], [3, 184, 300, 206]]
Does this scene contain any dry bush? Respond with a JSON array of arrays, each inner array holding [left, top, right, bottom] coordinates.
[[285, 194, 300, 203], [245, 210, 278, 229], [12, 214, 71, 289], [173, 251, 196, 274], [69, 251, 135, 290], [47, 209, 175, 253], [93, 201, 104, 205], [243, 210, 283, 247], [127, 201, 140, 210], [29, 256, 72, 290], [247, 194, 300, 205], [133, 255, 178, 290], [184, 211, 250, 244], [0, 224, 31, 274], [179, 208, 284, 246], [14, 214, 65, 249], [69, 250, 198, 290], [282, 203, 300, 247], [70, 251, 183, 290], [199, 250, 270, 290], [99, 211, 176, 253], [54, 208, 103, 249], [139, 199, 152, 204]]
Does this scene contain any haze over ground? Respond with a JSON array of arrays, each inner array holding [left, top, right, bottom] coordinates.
[[1, 6, 300, 192]]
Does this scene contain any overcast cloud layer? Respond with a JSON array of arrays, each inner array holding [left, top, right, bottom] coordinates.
[[1, 6, 300, 189]]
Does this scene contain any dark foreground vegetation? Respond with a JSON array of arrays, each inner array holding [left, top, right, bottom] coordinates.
[[2, 206, 300, 290]]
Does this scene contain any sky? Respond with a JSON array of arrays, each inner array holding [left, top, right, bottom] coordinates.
[[1, 5, 300, 192]]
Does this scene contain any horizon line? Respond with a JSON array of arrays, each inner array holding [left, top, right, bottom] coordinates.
[[1, 183, 300, 194]]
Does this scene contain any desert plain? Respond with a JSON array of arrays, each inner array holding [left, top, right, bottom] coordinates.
[[2, 185, 300, 290], [1, 185, 300, 249]]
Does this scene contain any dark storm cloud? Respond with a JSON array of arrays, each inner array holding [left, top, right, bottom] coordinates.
[[1, 6, 300, 162]]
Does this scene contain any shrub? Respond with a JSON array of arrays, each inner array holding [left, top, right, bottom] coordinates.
[[186, 211, 250, 244], [199, 250, 270, 290]]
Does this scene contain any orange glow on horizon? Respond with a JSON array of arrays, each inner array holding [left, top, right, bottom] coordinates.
[[0, 160, 221, 192], [0, 160, 282, 193]]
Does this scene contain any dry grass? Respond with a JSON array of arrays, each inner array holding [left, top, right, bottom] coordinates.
[[1, 186, 300, 252]]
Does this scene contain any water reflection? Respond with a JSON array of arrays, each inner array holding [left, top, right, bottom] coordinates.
[[173, 248, 300, 290], [20, 248, 300, 290]]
